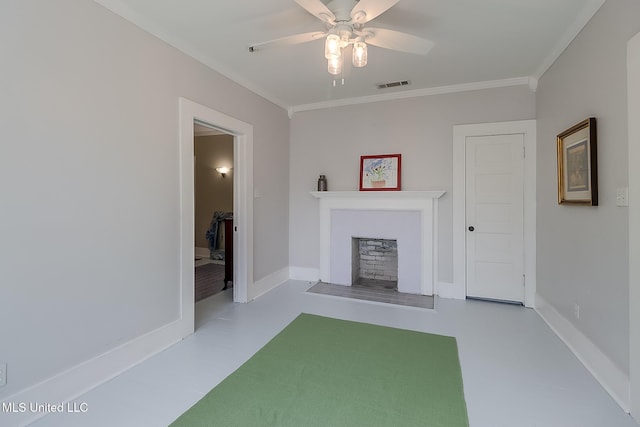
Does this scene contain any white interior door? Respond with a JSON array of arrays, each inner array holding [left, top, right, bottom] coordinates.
[[466, 134, 525, 303]]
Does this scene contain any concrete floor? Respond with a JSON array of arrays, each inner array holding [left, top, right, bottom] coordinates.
[[31, 280, 638, 427]]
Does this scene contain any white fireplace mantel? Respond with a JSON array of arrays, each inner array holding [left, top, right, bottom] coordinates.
[[311, 190, 445, 295], [310, 190, 446, 200]]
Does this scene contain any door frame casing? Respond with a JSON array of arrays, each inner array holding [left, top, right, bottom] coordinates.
[[178, 98, 254, 337], [453, 120, 536, 307], [628, 31, 640, 420]]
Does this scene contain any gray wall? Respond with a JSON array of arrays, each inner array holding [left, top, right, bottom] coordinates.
[[536, 0, 640, 375], [289, 86, 536, 282], [0, 0, 289, 398]]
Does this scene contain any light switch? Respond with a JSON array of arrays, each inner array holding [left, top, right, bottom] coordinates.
[[616, 187, 629, 207]]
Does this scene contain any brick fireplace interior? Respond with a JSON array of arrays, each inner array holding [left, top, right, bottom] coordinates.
[[351, 238, 398, 290]]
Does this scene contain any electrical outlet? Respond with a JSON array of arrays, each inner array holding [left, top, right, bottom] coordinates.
[[616, 187, 629, 207], [0, 363, 6, 387], [573, 304, 580, 320]]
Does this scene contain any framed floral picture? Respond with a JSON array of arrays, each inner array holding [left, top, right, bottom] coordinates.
[[359, 154, 402, 191], [557, 118, 598, 205]]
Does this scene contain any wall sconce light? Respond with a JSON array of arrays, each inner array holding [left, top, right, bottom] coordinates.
[[215, 167, 231, 178]]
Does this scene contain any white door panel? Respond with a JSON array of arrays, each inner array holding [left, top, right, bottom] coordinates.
[[466, 134, 525, 303]]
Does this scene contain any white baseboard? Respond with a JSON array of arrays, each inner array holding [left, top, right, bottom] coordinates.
[[0, 319, 188, 427], [250, 267, 290, 301], [194, 247, 209, 259], [289, 267, 320, 282], [535, 294, 630, 412], [436, 281, 466, 300]]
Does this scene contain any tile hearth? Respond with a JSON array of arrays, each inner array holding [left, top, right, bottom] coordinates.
[[306, 281, 434, 309]]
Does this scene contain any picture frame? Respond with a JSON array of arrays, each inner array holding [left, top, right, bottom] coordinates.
[[359, 154, 402, 191], [557, 117, 598, 205]]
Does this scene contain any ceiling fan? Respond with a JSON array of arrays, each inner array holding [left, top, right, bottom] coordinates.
[[249, 0, 434, 76]]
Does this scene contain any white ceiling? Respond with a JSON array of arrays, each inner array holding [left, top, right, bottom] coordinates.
[[94, 0, 606, 112]]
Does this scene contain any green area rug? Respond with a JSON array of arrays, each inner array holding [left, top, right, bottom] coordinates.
[[171, 313, 468, 427]]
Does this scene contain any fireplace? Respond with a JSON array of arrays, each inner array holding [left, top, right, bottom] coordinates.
[[352, 238, 398, 289], [311, 191, 445, 295]]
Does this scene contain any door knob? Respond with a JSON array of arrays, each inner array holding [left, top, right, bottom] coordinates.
[[468, 226, 475, 232]]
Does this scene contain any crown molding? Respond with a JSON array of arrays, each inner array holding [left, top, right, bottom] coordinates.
[[288, 77, 533, 116], [92, 0, 290, 111], [534, 0, 606, 79]]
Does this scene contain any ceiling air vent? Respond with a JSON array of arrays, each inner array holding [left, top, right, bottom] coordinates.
[[377, 80, 410, 89]]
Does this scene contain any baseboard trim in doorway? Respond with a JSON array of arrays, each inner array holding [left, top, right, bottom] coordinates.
[[435, 281, 465, 300], [194, 247, 210, 259], [535, 294, 630, 412]]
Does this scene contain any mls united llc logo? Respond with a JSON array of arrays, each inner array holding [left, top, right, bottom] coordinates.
[[2, 401, 88, 414]]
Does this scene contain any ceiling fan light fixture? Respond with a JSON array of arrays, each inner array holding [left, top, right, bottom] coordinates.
[[351, 10, 367, 24], [339, 30, 350, 48], [325, 34, 341, 59], [252, 0, 434, 80], [352, 41, 367, 67], [327, 54, 343, 76]]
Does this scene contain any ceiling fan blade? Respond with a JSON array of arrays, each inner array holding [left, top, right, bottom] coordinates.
[[249, 31, 326, 52], [351, 0, 400, 24], [294, 0, 336, 24], [364, 27, 434, 55]]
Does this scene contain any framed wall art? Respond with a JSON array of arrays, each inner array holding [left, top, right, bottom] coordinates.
[[359, 153, 401, 191], [557, 117, 598, 205]]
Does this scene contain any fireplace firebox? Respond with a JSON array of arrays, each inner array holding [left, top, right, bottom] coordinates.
[[352, 238, 398, 289]]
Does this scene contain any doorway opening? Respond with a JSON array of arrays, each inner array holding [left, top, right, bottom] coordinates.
[[178, 98, 253, 338], [194, 123, 234, 302]]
